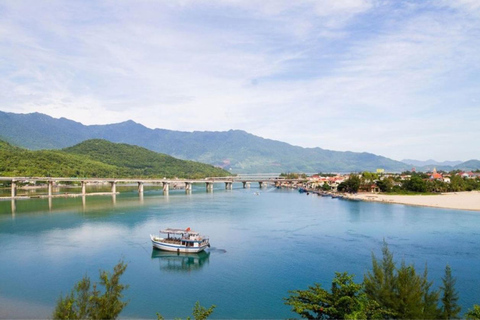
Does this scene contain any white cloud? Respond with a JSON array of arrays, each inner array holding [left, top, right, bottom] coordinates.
[[0, 0, 479, 161]]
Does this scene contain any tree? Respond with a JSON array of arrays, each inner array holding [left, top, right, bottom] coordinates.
[[338, 175, 361, 193], [285, 272, 388, 319], [466, 305, 480, 319], [157, 301, 216, 320], [448, 175, 465, 192], [53, 261, 129, 320], [402, 175, 427, 192], [422, 265, 441, 319], [440, 265, 461, 319], [364, 241, 397, 314], [395, 261, 424, 319], [362, 172, 378, 183], [376, 178, 393, 193], [426, 179, 448, 193], [364, 241, 441, 319], [321, 182, 331, 191]]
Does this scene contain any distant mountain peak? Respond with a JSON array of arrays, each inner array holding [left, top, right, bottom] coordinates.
[[121, 119, 139, 125], [103, 119, 142, 126]]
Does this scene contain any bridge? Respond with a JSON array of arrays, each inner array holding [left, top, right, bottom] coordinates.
[[0, 176, 308, 199]]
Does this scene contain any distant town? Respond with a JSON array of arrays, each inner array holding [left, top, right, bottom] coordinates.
[[280, 168, 480, 194]]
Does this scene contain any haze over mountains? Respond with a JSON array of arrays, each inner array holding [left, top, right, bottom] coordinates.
[[0, 111, 478, 173], [401, 159, 463, 167]]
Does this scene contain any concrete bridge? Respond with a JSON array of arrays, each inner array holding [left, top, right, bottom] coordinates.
[[0, 176, 307, 199]]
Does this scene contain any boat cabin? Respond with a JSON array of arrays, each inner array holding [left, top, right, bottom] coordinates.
[[161, 228, 205, 248]]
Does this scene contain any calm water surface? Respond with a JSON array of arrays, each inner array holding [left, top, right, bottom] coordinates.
[[1, 186, 479, 319]]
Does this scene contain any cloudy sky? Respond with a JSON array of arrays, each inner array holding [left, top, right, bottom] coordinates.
[[1, 0, 479, 162]]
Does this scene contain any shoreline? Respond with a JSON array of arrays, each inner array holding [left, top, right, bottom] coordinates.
[[343, 191, 480, 212]]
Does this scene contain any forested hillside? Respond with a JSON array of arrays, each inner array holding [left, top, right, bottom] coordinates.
[[0, 139, 230, 178], [63, 139, 230, 178]]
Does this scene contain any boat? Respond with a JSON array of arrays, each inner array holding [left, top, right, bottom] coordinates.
[[150, 227, 210, 253]]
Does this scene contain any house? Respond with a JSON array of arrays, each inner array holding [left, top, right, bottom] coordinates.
[[458, 171, 475, 179], [359, 183, 380, 193], [430, 168, 443, 181]]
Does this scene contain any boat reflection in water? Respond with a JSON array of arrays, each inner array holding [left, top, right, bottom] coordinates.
[[151, 249, 210, 272]]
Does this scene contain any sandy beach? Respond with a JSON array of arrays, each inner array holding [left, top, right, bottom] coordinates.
[[349, 191, 480, 211]]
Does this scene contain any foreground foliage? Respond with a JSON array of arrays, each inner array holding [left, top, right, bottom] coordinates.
[[53, 260, 215, 320], [157, 301, 216, 320], [52, 245, 478, 320], [53, 261, 128, 319], [285, 272, 392, 319], [363, 243, 441, 319], [440, 265, 461, 319], [285, 242, 475, 319], [466, 305, 480, 319]]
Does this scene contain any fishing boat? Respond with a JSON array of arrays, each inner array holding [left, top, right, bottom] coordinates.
[[150, 228, 210, 253]]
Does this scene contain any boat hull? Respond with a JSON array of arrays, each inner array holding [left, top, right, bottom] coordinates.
[[150, 236, 209, 253]]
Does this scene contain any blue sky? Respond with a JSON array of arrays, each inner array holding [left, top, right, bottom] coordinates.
[[1, 0, 479, 162]]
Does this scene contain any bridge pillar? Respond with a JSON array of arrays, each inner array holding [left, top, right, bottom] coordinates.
[[81, 181, 87, 195], [138, 182, 144, 194], [206, 182, 213, 192], [11, 180, 16, 198], [48, 180, 54, 197], [225, 182, 232, 190], [111, 181, 117, 194], [258, 181, 264, 188], [242, 182, 250, 189], [185, 182, 192, 193], [11, 199, 16, 215], [163, 182, 170, 195]]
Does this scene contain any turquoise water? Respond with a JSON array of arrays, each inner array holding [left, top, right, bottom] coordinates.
[[1, 186, 479, 318]]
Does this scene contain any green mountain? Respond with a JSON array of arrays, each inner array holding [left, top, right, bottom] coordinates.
[[63, 139, 230, 178], [454, 160, 480, 171], [0, 139, 20, 152], [0, 139, 230, 178], [0, 110, 464, 173], [0, 140, 120, 177]]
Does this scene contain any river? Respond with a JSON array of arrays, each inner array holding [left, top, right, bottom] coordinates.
[[0, 185, 479, 318]]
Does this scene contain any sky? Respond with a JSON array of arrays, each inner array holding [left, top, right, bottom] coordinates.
[[0, 0, 479, 162]]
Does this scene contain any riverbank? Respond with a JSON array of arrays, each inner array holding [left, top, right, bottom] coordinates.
[[344, 191, 480, 211]]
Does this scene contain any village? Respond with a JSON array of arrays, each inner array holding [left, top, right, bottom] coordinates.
[[279, 169, 480, 195]]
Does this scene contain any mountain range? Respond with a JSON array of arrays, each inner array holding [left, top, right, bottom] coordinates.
[[0, 111, 478, 173]]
